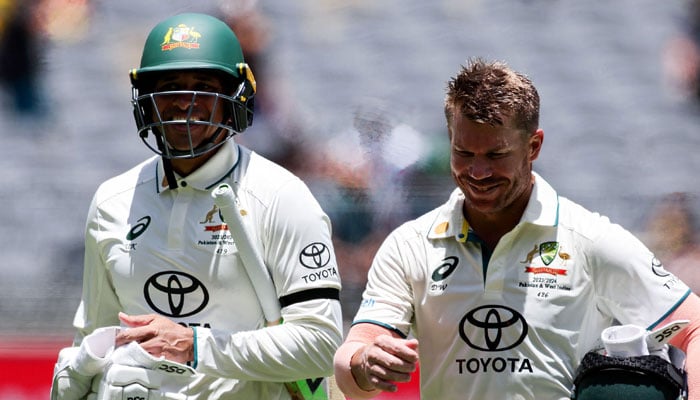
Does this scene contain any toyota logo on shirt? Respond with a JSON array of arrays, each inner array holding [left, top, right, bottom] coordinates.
[[299, 242, 331, 269], [144, 271, 209, 317], [459, 305, 528, 351]]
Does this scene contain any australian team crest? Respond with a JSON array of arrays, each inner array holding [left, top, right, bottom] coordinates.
[[539, 241, 559, 266], [161, 24, 202, 51]]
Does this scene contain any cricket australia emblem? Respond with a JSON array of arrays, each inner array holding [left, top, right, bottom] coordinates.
[[519, 241, 573, 296], [161, 24, 202, 51], [539, 241, 559, 266]]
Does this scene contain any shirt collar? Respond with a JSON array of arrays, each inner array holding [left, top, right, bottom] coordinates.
[[156, 140, 240, 193], [522, 171, 559, 226], [427, 172, 559, 242]]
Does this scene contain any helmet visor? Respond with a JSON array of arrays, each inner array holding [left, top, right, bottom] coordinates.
[[132, 89, 245, 159]]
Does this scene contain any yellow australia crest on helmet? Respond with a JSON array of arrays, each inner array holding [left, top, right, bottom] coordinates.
[[161, 24, 201, 51]]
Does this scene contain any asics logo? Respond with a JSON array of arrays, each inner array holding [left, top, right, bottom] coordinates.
[[431, 256, 459, 281]]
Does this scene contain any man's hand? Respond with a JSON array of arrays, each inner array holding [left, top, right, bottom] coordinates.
[[349, 334, 419, 393], [115, 312, 194, 364]]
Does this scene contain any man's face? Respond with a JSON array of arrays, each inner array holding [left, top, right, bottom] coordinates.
[[449, 111, 543, 216], [152, 71, 227, 153]]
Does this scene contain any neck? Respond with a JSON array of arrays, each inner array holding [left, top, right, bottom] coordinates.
[[464, 182, 533, 251], [467, 209, 523, 252], [170, 153, 214, 176]]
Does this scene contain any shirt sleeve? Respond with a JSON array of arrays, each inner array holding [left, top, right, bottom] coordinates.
[[192, 177, 343, 380], [73, 190, 123, 343], [351, 226, 416, 337], [263, 177, 342, 298], [588, 221, 691, 328], [194, 299, 342, 381]]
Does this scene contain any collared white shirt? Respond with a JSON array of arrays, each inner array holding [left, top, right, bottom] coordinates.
[[74, 140, 342, 399], [353, 172, 690, 399]]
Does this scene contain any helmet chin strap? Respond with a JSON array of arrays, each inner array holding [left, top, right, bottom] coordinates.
[[154, 131, 179, 190], [162, 157, 179, 190]]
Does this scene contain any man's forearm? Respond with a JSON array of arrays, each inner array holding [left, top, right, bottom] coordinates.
[[333, 341, 381, 399], [667, 294, 700, 400]]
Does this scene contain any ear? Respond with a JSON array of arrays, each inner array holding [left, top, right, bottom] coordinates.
[[529, 129, 544, 161]]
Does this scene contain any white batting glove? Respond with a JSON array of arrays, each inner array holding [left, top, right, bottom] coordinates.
[[70, 326, 121, 376]]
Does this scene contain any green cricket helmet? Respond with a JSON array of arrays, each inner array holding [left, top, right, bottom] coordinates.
[[130, 12, 255, 159]]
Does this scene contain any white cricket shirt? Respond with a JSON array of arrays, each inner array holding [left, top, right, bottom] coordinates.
[[353, 172, 690, 399], [74, 140, 342, 399]]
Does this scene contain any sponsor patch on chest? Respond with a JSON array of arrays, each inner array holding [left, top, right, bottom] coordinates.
[[518, 241, 573, 297], [197, 203, 237, 254]]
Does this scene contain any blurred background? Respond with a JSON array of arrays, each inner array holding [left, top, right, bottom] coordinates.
[[2, 0, 700, 398]]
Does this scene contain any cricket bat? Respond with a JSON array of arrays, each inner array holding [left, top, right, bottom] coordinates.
[[211, 183, 334, 400]]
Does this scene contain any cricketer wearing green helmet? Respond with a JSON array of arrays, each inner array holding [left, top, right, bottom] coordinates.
[[51, 12, 343, 400], [130, 12, 256, 189]]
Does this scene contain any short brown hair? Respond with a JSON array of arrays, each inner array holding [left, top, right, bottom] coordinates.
[[444, 58, 540, 135]]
